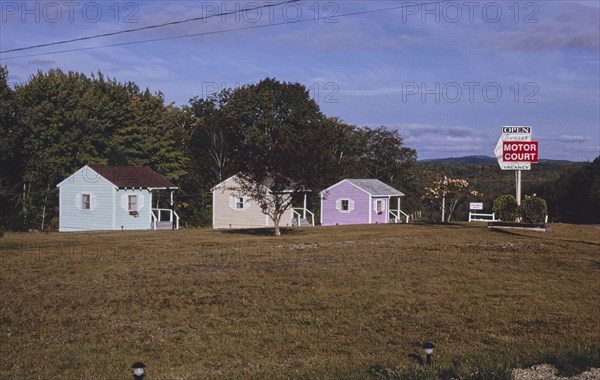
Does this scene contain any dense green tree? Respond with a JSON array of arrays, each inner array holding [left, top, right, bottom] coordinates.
[[553, 157, 600, 223], [220, 78, 327, 235], [0, 66, 23, 230], [2, 68, 188, 230]]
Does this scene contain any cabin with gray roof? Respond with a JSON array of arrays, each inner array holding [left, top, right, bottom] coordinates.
[[320, 179, 406, 226]]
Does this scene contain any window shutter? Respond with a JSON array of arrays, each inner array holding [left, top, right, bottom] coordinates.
[[243, 196, 249, 210], [229, 195, 235, 210], [91, 194, 97, 211], [75, 193, 81, 210], [335, 199, 342, 211], [348, 199, 355, 212], [138, 194, 145, 210], [121, 194, 128, 211]]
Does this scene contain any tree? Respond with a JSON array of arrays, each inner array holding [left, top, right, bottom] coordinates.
[[220, 78, 326, 236], [360, 126, 418, 211], [7, 68, 189, 230], [361, 126, 417, 184], [0, 66, 23, 230], [423, 177, 481, 222], [553, 157, 600, 223], [188, 90, 240, 184]]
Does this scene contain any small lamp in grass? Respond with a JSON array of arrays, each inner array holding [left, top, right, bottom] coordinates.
[[132, 362, 146, 379], [423, 342, 435, 365]]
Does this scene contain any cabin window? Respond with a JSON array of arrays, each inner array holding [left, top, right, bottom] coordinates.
[[336, 198, 354, 213], [235, 197, 245, 210], [128, 195, 138, 211], [81, 194, 91, 210], [375, 199, 384, 214], [341, 200, 349, 211]]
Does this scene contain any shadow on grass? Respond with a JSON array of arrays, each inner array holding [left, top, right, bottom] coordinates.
[[219, 227, 304, 237], [407, 353, 424, 366], [489, 226, 600, 247]]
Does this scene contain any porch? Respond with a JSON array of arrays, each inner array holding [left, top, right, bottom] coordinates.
[[150, 189, 180, 230], [151, 208, 180, 230], [291, 194, 315, 227], [388, 196, 410, 223]]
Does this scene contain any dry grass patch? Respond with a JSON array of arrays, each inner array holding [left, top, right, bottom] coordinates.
[[0, 224, 598, 379]]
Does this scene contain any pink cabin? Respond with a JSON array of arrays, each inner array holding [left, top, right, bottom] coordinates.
[[320, 179, 406, 226]]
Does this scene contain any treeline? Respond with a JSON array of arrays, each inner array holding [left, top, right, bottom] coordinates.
[[416, 160, 599, 224], [0, 68, 417, 230], [1, 67, 597, 230]]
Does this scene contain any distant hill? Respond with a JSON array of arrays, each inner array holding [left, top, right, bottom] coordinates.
[[419, 155, 575, 164], [419, 155, 497, 164]]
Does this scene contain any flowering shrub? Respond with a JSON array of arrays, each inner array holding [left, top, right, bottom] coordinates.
[[423, 177, 482, 222]]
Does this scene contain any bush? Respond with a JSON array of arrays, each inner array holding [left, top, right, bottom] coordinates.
[[520, 195, 547, 224], [493, 195, 519, 222]]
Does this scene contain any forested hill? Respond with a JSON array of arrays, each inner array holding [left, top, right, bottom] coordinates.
[[419, 155, 575, 164]]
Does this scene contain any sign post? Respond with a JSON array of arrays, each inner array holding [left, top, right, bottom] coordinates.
[[494, 126, 538, 206]]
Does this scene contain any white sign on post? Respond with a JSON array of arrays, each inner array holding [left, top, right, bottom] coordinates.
[[495, 126, 539, 207], [469, 202, 483, 210], [494, 126, 532, 170]]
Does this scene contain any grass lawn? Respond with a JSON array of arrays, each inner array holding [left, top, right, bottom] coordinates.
[[0, 223, 598, 379]]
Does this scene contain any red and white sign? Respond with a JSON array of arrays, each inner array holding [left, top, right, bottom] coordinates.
[[502, 141, 539, 163]]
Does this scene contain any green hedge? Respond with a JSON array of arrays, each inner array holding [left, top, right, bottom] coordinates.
[[520, 195, 548, 224], [493, 195, 519, 222]]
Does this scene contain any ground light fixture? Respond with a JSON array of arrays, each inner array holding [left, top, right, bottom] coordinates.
[[132, 362, 146, 379], [423, 342, 435, 365]]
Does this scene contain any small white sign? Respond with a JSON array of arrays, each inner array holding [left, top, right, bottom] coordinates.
[[470, 202, 483, 210], [502, 126, 531, 135]]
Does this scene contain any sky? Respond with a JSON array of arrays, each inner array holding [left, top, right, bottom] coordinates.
[[1, 0, 599, 161]]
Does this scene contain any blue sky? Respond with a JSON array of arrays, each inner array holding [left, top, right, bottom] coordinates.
[[1, 0, 599, 160]]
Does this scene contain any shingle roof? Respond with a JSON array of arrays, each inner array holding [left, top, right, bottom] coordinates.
[[346, 179, 404, 196], [89, 165, 177, 189]]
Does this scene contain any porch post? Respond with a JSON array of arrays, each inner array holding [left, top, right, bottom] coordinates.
[[397, 196, 401, 223], [303, 194, 307, 219], [170, 190, 175, 230]]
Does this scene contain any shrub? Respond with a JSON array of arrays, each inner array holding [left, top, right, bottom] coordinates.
[[520, 195, 547, 224], [493, 195, 519, 222]]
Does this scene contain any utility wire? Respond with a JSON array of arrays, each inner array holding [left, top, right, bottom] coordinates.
[[0, 0, 300, 54], [1, 1, 449, 61]]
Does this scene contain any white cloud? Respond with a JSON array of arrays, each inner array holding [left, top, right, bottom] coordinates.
[[550, 135, 592, 143]]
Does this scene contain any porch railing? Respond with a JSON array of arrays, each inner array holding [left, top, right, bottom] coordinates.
[[292, 208, 315, 227], [389, 210, 410, 223], [151, 208, 180, 230]]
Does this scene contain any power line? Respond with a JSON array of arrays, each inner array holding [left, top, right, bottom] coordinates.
[[0, 0, 300, 54], [1, 1, 449, 61]]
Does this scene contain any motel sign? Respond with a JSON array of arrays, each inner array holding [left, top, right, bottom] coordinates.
[[503, 141, 539, 163], [494, 126, 540, 205]]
